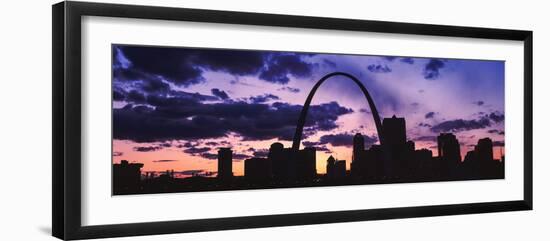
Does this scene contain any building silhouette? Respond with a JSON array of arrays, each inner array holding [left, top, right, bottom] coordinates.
[[269, 143, 284, 180], [217, 148, 233, 180], [476, 138, 494, 162], [296, 147, 317, 180], [462, 137, 504, 179], [412, 148, 434, 178], [113, 160, 143, 194], [326, 156, 346, 180], [352, 133, 365, 164], [437, 133, 461, 163], [351, 133, 364, 178], [113, 127, 505, 194], [269, 142, 290, 181], [437, 133, 461, 177], [381, 115, 408, 178], [244, 157, 272, 182], [222, 142, 318, 184]]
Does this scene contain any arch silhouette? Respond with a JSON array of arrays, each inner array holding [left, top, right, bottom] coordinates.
[[291, 72, 384, 151]]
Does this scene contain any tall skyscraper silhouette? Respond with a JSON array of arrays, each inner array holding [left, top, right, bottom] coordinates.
[[296, 147, 316, 180], [217, 148, 233, 179], [326, 155, 336, 179], [269, 142, 287, 181], [461, 137, 503, 179], [326, 155, 346, 179], [476, 138, 494, 162], [352, 133, 365, 163], [437, 133, 461, 162], [351, 133, 369, 178], [382, 115, 407, 145], [382, 115, 407, 178], [437, 133, 461, 177], [475, 137, 497, 177]]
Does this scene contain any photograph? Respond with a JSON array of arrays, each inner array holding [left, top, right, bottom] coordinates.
[[112, 45, 505, 195], [0, 0, 542, 240]]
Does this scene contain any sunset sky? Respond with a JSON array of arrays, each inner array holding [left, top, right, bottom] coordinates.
[[112, 45, 505, 176]]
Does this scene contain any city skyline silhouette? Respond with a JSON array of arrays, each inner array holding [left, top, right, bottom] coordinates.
[[111, 45, 505, 195], [114, 115, 504, 194]]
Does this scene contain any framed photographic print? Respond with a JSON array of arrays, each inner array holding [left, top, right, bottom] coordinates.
[[52, 1, 533, 240]]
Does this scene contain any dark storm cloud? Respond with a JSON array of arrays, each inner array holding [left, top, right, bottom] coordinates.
[[413, 136, 437, 142], [113, 99, 352, 142], [133, 146, 161, 152], [126, 90, 147, 103], [113, 47, 131, 69], [112, 67, 173, 100], [159, 142, 172, 148], [303, 102, 354, 132], [259, 54, 316, 84], [178, 170, 205, 175], [367, 64, 392, 73], [302, 141, 332, 153], [359, 108, 371, 114], [116, 46, 316, 87], [430, 117, 491, 133], [211, 88, 229, 100], [302, 141, 319, 147], [384, 56, 398, 61], [474, 101, 484, 106], [418, 122, 432, 128], [115, 46, 204, 86], [202, 140, 230, 147], [200, 153, 218, 160], [493, 141, 505, 147], [249, 94, 280, 104], [233, 153, 252, 160], [179, 142, 197, 148], [278, 86, 300, 93], [303, 142, 332, 152], [113, 105, 228, 142], [250, 148, 269, 158], [323, 59, 337, 68], [488, 111, 504, 123], [423, 59, 445, 80], [145, 91, 217, 107], [114, 74, 219, 105], [425, 112, 435, 119], [113, 90, 126, 101], [141, 78, 171, 93], [315, 146, 333, 153], [487, 129, 504, 135], [113, 152, 123, 157], [152, 159, 179, 163], [318, 133, 377, 147], [192, 50, 264, 76], [400, 57, 415, 64], [183, 147, 211, 154]]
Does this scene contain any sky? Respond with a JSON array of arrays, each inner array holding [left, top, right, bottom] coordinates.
[[112, 45, 505, 177]]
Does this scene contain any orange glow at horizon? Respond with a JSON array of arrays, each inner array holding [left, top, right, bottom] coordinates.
[[113, 137, 505, 177]]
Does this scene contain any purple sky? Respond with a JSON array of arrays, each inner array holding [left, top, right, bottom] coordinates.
[[112, 45, 505, 175]]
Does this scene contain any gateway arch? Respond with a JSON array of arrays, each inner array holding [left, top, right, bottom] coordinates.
[[291, 72, 384, 151]]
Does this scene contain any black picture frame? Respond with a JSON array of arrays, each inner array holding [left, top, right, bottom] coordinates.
[[52, 1, 533, 240]]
